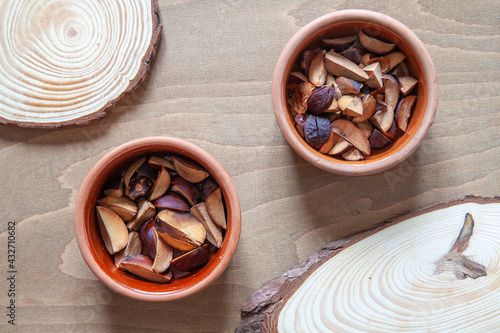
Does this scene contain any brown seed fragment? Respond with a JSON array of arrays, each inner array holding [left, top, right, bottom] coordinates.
[[206, 188, 227, 230], [119, 254, 172, 283], [147, 167, 171, 202], [358, 31, 395, 54], [97, 195, 138, 222], [140, 219, 156, 259], [336, 77, 362, 95], [321, 35, 357, 52], [136, 163, 158, 181], [96, 206, 129, 255], [339, 46, 364, 64], [353, 94, 377, 123], [391, 61, 410, 77], [307, 85, 335, 115], [324, 98, 339, 113], [152, 229, 173, 273], [170, 175, 202, 206], [154, 192, 191, 212], [385, 52, 406, 72], [397, 76, 418, 95], [288, 82, 315, 115], [170, 244, 211, 272], [331, 119, 370, 155], [396, 95, 417, 132], [367, 57, 391, 74], [383, 121, 398, 140], [327, 111, 342, 123], [102, 176, 123, 197], [127, 200, 156, 231], [343, 96, 363, 117], [369, 129, 392, 149], [370, 108, 395, 133], [125, 176, 153, 201], [289, 71, 309, 85], [328, 137, 352, 155], [114, 231, 143, 267], [300, 50, 317, 76], [308, 50, 327, 86], [304, 114, 331, 150], [201, 178, 219, 200], [363, 62, 383, 89], [319, 132, 340, 154], [148, 156, 176, 172], [326, 75, 343, 99], [155, 210, 206, 251], [360, 53, 372, 67], [338, 95, 355, 112], [356, 121, 374, 139], [172, 157, 209, 183], [324, 50, 369, 81], [342, 148, 364, 161], [190, 202, 223, 248], [383, 75, 400, 110], [123, 157, 146, 188]]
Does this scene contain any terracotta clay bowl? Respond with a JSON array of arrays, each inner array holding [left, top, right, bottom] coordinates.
[[74, 137, 241, 302], [273, 9, 438, 175]]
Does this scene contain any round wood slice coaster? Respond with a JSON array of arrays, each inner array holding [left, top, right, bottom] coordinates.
[[237, 196, 500, 332], [0, 0, 161, 128]]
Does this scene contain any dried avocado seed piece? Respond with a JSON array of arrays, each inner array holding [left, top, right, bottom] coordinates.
[[304, 114, 331, 150], [154, 192, 191, 212], [97, 195, 137, 222], [191, 202, 223, 248], [331, 119, 370, 155], [119, 254, 172, 283], [123, 157, 146, 188], [155, 210, 206, 251], [125, 176, 153, 201], [127, 200, 156, 231], [96, 206, 129, 255], [206, 188, 227, 230], [321, 35, 357, 52], [170, 244, 211, 272], [114, 231, 142, 267], [369, 129, 392, 149], [358, 31, 395, 54], [307, 85, 335, 115], [147, 167, 171, 201], [173, 157, 209, 184], [324, 50, 369, 81]]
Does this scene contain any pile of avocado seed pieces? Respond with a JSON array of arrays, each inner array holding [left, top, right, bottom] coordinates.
[[288, 31, 418, 160], [95, 155, 226, 283]]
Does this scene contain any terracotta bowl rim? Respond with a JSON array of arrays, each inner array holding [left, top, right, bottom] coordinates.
[[74, 136, 241, 301], [272, 9, 438, 176]]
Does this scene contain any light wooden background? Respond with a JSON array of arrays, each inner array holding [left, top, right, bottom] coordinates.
[[0, 0, 499, 332]]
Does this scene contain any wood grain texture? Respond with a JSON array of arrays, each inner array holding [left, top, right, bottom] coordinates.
[[237, 196, 500, 332], [0, 0, 498, 332], [0, 0, 162, 127]]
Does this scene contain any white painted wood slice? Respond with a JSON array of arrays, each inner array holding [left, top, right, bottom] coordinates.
[[0, 0, 161, 128], [237, 196, 500, 333]]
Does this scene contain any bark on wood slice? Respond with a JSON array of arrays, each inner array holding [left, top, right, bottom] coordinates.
[[237, 196, 500, 333], [0, 0, 161, 128]]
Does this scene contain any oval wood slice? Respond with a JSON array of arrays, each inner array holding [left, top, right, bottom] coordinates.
[[0, 0, 161, 128], [237, 196, 500, 333]]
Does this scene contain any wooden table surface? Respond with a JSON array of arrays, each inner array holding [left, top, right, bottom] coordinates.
[[1, 1, 498, 332]]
